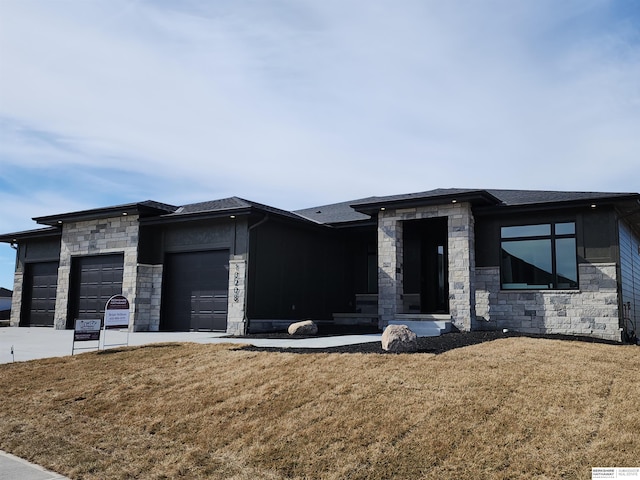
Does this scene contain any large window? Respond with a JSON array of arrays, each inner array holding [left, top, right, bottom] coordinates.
[[501, 222, 578, 290]]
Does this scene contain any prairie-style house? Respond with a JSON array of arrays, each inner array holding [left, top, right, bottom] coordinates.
[[1, 188, 638, 342]]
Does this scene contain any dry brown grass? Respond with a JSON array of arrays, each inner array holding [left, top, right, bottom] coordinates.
[[1, 338, 639, 479]]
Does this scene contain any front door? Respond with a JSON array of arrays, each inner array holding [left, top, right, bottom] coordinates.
[[403, 217, 449, 314]]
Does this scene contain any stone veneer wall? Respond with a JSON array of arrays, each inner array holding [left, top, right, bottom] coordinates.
[[9, 270, 23, 327], [53, 215, 140, 330], [378, 202, 475, 331], [475, 263, 621, 341], [378, 215, 402, 328], [134, 264, 163, 331], [227, 256, 248, 335]]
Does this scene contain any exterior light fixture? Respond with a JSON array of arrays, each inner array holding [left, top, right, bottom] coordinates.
[[451, 199, 457, 203], [57, 220, 63, 224], [122, 212, 128, 216], [380, 207, 386, 211], [590, 204, 597, 209], [230, 215, 236, 219]]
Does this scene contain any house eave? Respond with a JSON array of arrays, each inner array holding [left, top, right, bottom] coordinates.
[[140, 208, 254, 226], [473, 194, 640, 216], [351, 190, 501, 214], [140, 206, 327, 229], [33, 201, 178, 227], [0, 226, 62, 244]]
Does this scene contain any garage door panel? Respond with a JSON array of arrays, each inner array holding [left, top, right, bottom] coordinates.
[[32, 299, 51, 311], [162, 250, 229, 331], [70, 254, 124, 325], [21, 261, 59, 327]]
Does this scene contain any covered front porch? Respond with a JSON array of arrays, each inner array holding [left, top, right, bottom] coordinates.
[[375, 201, 476, 333]]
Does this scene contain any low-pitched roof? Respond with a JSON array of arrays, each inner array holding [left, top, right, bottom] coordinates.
[[350, 188, 500, 214], [0, 226, 61, 243], [294, 189, 497, 225], [296, 188, 640, 225], [147, 196, 318, 225], [294, 197, 377, 225], [1, 188, 638, 242], [349, 188, 639, 215], [33, 200, 178, 226], [485, 189, 638, 206]]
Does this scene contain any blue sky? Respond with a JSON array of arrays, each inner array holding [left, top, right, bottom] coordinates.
[[1, 0, 639, 289]]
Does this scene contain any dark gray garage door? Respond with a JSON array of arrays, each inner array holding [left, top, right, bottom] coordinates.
[[21, 261, 59, 327], [68, 254, 124, 327], [161, 250, 229, 331]]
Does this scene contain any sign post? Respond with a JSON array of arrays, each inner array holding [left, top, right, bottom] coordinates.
[[102, 294, 130, 350], [72, 319, 101, 355]]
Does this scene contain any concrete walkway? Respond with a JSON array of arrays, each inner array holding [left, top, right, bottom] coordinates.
[[1, 326, 382, 364], [0, 450, 70, 480]]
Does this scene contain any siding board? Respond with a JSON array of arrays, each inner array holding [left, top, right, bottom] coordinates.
[[619, 221, 640, 339]]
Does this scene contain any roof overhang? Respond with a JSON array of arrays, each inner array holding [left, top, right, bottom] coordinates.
[[325, 218, 378, 229], [140, 207, 255, 226], [615, 197, 640, 237], [351, 190, 501, 215], [474, 193, 640, 216], [0, 226, 61, 244], [33, 201, 178, 227], [140, 205, 325, 229]]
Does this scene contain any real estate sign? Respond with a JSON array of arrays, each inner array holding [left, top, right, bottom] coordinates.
[[74, 319, 101, 342], [104, 294, 130, 328]]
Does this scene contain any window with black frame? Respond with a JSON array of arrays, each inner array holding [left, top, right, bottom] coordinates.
[[500, 222, 578, 290]]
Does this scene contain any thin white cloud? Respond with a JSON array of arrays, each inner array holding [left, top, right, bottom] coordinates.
[[0, 0, 638, 206]]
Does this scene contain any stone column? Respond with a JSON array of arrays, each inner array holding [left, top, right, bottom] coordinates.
[[378, 211, 402, 329], [227, 257, 248, 335], [53, 262, 71, 329], [9, 270, 23, 327], [446, 204, 475, 331], [133, 264, 163, 331]]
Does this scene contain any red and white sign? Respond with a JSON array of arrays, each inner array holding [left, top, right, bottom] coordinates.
[[104, 295, 130, 328]]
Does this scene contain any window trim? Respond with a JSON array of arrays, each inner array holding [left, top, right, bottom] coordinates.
[[500, 221, 578, 290]]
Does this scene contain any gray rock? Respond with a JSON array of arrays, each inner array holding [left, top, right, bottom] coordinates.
[[288, 320, 318, 336], [381, 324, 418, 352]]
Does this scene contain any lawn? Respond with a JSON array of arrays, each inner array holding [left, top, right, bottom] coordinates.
[[1, 337, 639, 479]]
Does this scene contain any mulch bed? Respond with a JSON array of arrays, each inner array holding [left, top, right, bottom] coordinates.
[[238, 327, 622, 355]]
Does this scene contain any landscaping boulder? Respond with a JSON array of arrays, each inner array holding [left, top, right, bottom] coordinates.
[[381, 324, 418, 352], [288, 320, 318, 336]]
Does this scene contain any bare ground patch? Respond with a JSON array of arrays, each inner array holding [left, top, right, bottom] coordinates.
[[1, 337, 639, 479]]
